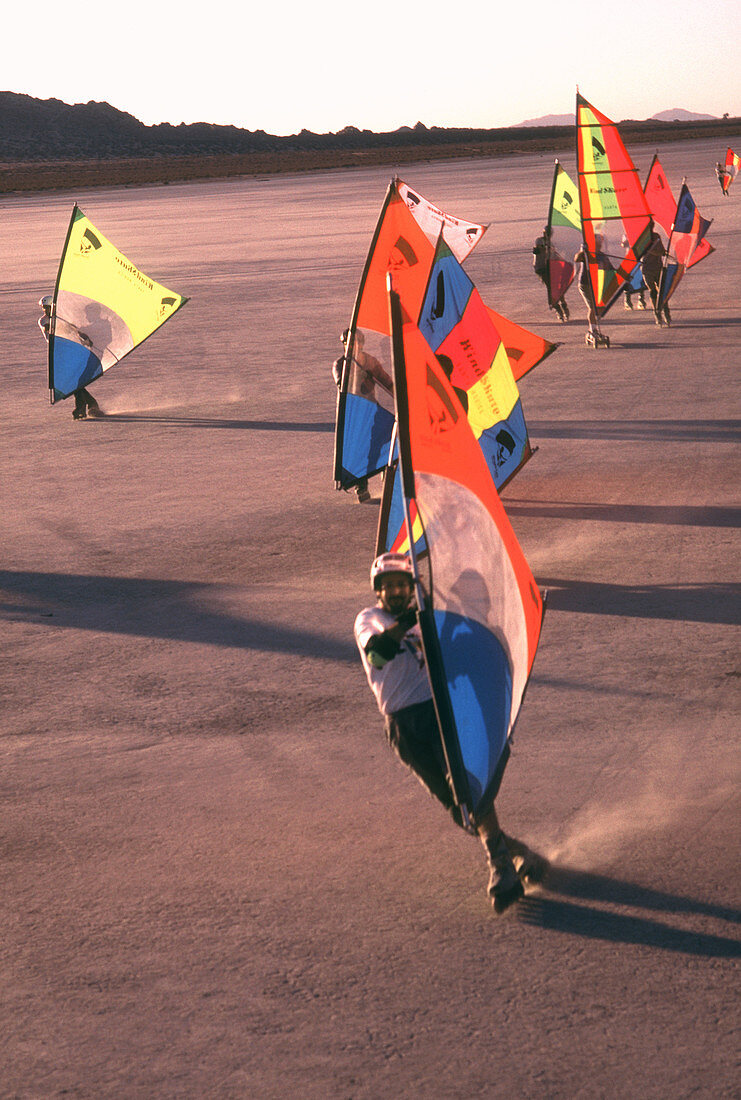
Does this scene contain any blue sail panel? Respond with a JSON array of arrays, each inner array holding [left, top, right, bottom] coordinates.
[[476, 399, 530, 488], [415, 469, 536, 813], [51, 337, 103, 400], [418, 241, 475, 351], [337, 393, 395, 484], [432, 607, 512, 806]]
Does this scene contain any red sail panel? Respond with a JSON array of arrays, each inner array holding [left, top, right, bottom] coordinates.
[[484, 307, 558, 383], [644, 154, 676, 246], [356, 189, 436, 336], [645, 155, 714, 269], [687, 239, 714, 269]]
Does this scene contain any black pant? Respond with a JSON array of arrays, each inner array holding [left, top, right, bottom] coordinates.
[[73, 388, 99, 417], [385, 699, 464, 828]]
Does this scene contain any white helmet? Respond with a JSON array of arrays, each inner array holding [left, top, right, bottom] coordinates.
[[370, 552, 413, 589], [39, 294, 53, 310]]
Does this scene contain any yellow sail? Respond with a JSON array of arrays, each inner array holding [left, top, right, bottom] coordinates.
[[49, 205, 188, 401]]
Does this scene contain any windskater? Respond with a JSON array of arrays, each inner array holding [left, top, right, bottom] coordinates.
[[715, 162, 727, 196], [641, 229, 671, 326], [38, 295, 103, 420], [573, 242, 608, 346], [333, 328, 393, 503], [532, 226, 569, 321], [354, 552, 546, 914]]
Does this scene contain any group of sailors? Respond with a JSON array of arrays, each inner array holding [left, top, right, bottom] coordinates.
[[532, 223, 671, 341]]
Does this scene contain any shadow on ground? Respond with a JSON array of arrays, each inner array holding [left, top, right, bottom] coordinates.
[[0, 569, 355, 660], [98, 415, 335, 432], [505, 499, 740, 529], [524, 418, 740, 443], [538, 575, 740, 625], [517, 864, 741, 958]]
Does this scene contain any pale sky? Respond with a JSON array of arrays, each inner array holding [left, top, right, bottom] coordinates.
[[5, 0, 740, 136]]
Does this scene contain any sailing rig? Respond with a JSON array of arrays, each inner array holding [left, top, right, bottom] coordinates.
[[575, 92, 653, 347], [543, 160, 582, 315], [718, 148, 740, 195], [386, 275, 545, 826], [375, 233, 552, 556], [656, 181, 713, 314], [644, 155, 714, 268], [333, 178, 487, 493], [48, 204, 188, 403]]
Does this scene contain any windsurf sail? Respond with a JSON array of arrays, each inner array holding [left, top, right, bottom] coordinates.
[[719, 148, 740, 195], [576, 93, 652, 316], [376, 234, 537, 555], [387, 277, 544, 822], [544, 160, 582, 309], [48, 204, 188, 402], [657, 181, 713, 310], [644, 155, 714, 268], [333, 178, 486, 491], [375, 306, 556, 555]]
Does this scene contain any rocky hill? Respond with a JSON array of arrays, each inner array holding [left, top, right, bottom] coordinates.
[[517, 108, 721, 127], [650, 108, 718, 122], [1, 91, 738, 193], [0, 91, 573, 160]]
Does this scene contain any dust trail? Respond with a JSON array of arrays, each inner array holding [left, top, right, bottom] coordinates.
[[94, 390, 247, 418], [544, 757, 739, 871], [546, 787, 681, 868]]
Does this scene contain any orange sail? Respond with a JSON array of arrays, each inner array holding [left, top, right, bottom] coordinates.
[[387, 277, 544, 820]]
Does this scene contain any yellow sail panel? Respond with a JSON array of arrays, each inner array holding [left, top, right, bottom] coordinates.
[[59, 207, 185, 345], [464, 343, 521, 440]]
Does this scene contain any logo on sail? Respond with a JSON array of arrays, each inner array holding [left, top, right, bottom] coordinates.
[[425, 361, 459, 434], [80, 228, 102, 255]]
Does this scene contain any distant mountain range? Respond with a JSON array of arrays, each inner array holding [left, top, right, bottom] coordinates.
[[517, 108, 719, 127], [649, 108, 718, 122], [0, 91, 733, 168]]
